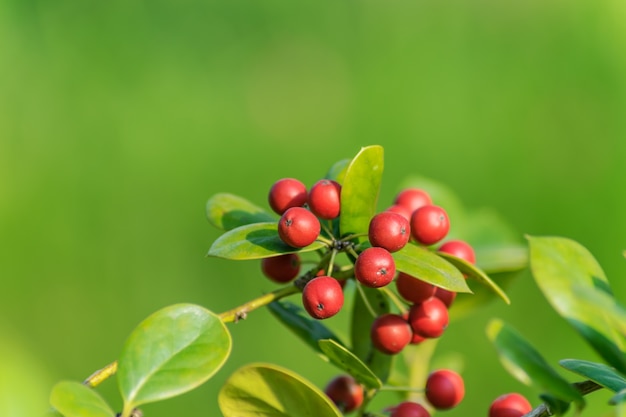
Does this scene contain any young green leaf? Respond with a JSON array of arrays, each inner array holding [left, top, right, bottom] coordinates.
[[207, 222, 326, 260], [206, 193, 276, 231], [560, 359, 626, 393], [268, 300, 344, 354], [325, 158, 350, 184], [437, 251, 509, 303], [487, 319, 585, 409], [117, 304, 231, 413], [528, 236, 626, 374], [350, 285, 393, 383], [339, 145, 384, 241], [218, 363, 342, 417], [50, 381, 114, 417], [318, 339, 382, 389], [393, 243, 471, 293]]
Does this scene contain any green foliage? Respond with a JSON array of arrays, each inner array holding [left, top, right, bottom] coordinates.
[[218, 363, 342, 417], [50, 381, 114, 417], [560, 359, 626, 393], [318, 339, 382, 390], [117, 304, 231, 414], [206, 193, 276, 231]]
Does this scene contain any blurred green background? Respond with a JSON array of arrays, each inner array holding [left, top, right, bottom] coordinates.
[[1, 0, 625, 416]]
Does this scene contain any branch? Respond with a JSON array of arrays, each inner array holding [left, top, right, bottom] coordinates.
[[523, 380, 603, 417]]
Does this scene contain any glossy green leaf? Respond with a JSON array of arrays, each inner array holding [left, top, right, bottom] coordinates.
[[560, 359, 626, 392], [207, 222, 326, 260], [437, 251, 509, 304], [218, 363, 342, 417], [539, 393, 571, 416], [475, 245, 528, 275], [487, 319, 584, 408], [528, 236, 626, 373], [50, 381, 114, 417], [268, 300, 344, 354], [118, 304, 231, 411], [206, 193, 275, 231], [351, 285, 392, 383], [611, 388, 626, 406], [325, 158, 350, 184], [393, 243, 471, 293], [448, 271, 521, 320], [339, 145, 384, 241], [318, 339, 382, 389]]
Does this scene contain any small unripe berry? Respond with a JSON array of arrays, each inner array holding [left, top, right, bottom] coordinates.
[[489, 393, 532, 417], [268, 178, 307, 215], [425, 369, 465, 410], [411, 205, 450, 245], [302, 276, 344, 319], [394, 188, 432, 213], [389, 401, 431, 417], [324, 375, 363, 413], [408, 297, 449, 338], [354, 247, 396, 288], [370, 313, 412, 354], [308, 179, 342, 220], [395, 272, 436, 304], [438, 240, 476, 264], [261, 254, 300, 283], [368, 212, 411, 252], [278, 207, 321, 248]]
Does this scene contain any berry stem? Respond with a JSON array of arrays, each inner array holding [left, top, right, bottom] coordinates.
[[316, 235, 334, 246], [320, 220, 336, 240], [355, 282, 378, 318], [327, 249, 338, 277], [341, 232, 369, 242], [381, 286, 408, 313], [219, 284, 300, 323]]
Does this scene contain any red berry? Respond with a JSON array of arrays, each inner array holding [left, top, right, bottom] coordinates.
[[395, 272, 436, 304], [408, 297, 449, 338], [308, 179, 341, 220], [425, 369, 465, 410], [434, 287, 456, 308], [261, 254, 300, 283], [302, 276, 344, 319], [489, 393, 532, 417], [278, 207, 321, 248], [410, 205, 450, 245], [394, 188, 432, 213], [438, 240, 476, 264], [385, 204, 413, 222], [354, 247, 396, 288], [268, 178, 308, 215], [368, 212, 411, 253], [324, 375, 364, 413], [370, 313, 412, 354], [390, 401, 431, 417]]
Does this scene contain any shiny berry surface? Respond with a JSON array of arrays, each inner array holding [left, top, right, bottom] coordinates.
[[425, 369, 465, 410], [354, 247, 396, 288], [302, 276, 344, 319], [268, 178, 307, 215], [370, 313, 412, 355], [410, 205, 450, 245], [261, 253, 300, 283], [278, 207, 320, 248], [308, 179, 341, 220]]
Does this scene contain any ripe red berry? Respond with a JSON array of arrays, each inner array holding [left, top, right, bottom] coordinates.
[[370, 313, 412, 354], [394, 188, 432, 213], [308, 179, 341, 220], [410, 205, 450, 245], [302, 276, 344, 319], [261, 254, 300, 283], [489, 393, 532, 417], [354, 247, 396, 288], [385, 204, 413, 222], [438, 240, 476, 264], [395, 272, 436, 304], [368, 212, 411, 253], [425, 369, 465, 410], [434, 287, 456, 308], [268, 178, 308, 215], [408, 297, 449, 338], [324, 375, 364, 413], [389, 401, 431, 417], [278, 207, 321, 248]]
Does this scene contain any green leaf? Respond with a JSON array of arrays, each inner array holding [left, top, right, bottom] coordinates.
[[318, 339, 382, 389], [206, 193, 276, 231], [560, 359, 626, 392], [218, 363, 342, 417], [50, 381, 114, 417], [117, 304, 231, 411], [486, 319, 584, 408], [437, 251, 509, 304], [325, 158, 350, 184], [339, 145, 384, 241], [527, 236, 626, 373], [350, 285, 392, 383], [393, 243, 471, 293], [539, 393, 571, 416], [475, 245, 528, 275], [207, 222, 326, 260], [268, 300, 344, 354], [611, 388, 626, 406]]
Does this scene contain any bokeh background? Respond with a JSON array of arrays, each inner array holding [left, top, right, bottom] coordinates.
[[1, 0, 625, 416]]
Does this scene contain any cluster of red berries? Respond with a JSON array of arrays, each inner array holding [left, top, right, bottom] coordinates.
[[323, 368, 465, 415]]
